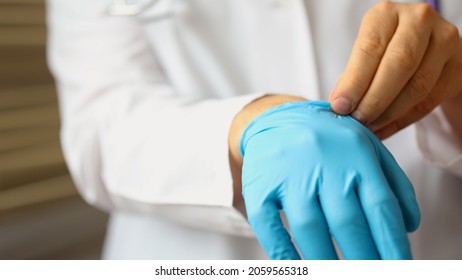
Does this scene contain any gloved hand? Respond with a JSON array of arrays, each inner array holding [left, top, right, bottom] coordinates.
[[240, 100, 420, 259]]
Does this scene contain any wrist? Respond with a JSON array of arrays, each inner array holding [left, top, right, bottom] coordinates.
[[229, 94, 306, 162], [228, 94, 306, 209]]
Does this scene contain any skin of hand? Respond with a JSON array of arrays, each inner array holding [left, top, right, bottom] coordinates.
[[329, 2, 462, 142]]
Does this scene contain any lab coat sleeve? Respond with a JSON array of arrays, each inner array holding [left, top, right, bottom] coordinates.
[[415, 107, 462, 178], [46, 0, 259, 237]]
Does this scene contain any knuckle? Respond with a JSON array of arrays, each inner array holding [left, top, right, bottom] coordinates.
[[406, 71, 436, 99], [443, 24, 460, 49], [387, 46, 418, 72], [373, 1, 394, 13], [359, 33, 388, 61], [415, 3, 436, 23]]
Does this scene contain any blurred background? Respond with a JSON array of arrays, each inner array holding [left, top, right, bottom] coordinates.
[[0, 0, 108, 259]]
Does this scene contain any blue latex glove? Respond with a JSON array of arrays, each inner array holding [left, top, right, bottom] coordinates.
[[240, 101, 420, 260]]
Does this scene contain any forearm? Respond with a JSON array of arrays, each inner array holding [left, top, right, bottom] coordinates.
[[228, 94, 306, 210]]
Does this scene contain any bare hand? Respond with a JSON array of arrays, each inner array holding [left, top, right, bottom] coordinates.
[[329, 1, 462, 139]]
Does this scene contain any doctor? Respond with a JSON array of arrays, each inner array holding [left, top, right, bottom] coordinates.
[[46, 0, 462, 259]]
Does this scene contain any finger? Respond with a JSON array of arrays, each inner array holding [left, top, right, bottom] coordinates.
[[330, 2, 399, 115], [375, 140, 420, 232], [244, 198, 300, 260], [318, 174, 380, 260], [352, 5, 433, 125], [369, 19, 457, 132], [375, 51, 461, 140], [368, 39, 443, 132], [357, 164, 412, 259], [283, 186, 338, 260]]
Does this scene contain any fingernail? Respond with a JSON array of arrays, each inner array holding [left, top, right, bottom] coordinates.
[[351, 110, 367, 125], [332, 97, 352, 115]]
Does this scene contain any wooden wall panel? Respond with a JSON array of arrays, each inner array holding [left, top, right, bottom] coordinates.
[[0, 0, 108, 259]]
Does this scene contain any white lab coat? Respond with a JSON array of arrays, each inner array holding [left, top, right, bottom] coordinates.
[[46, 0, 462, 259]]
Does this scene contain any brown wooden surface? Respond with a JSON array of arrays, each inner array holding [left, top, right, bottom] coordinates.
[[0, 0, 72, 209], [0, 0, 108, 259]]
